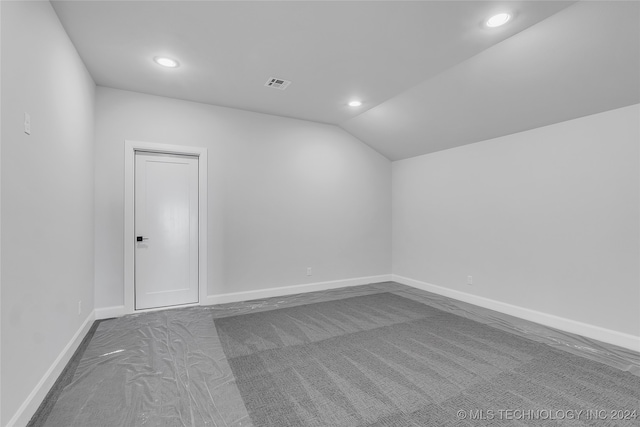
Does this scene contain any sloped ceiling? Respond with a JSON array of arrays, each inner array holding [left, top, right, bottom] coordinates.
[[51, 1, 639, 160], [341, 1, 640, 160]]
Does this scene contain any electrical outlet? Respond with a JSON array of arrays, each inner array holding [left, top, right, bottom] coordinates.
[[307, 267, 312, 276], [467, 276, 473, 286], [78, 301, 82, 315]]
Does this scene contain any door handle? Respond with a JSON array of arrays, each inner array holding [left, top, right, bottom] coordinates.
[[136, 236, 149, 242]]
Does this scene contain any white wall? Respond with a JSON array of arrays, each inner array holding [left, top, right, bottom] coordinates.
[[393, 104, 640, 338], [0, 0, 3, 423], [0, 1, 96, 425], [95, 87, 391, 309]]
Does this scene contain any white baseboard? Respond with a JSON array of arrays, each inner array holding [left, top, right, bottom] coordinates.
[[393, 274, 640, 352], [95, 305, 126, 320], [204, 274, 393, 305], [93, 274, 639, 352], [7, 310, 96, 427], [93, 275, 393, 319]]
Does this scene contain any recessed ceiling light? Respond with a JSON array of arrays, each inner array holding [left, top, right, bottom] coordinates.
[[486, 13, 511, 28], [348, 100, 362, 107], [154, 56, 180, 68]]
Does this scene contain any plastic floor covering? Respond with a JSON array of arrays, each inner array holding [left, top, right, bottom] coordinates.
[[29, 282, 640, 426]]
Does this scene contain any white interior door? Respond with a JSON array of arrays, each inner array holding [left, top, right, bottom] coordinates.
[[135, 152, 199, 310]]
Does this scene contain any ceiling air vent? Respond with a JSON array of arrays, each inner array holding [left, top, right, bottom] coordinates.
[[265, 77, 291, 90]]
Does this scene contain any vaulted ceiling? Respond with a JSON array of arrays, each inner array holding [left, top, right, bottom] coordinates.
[[52, 1, 640, 160]]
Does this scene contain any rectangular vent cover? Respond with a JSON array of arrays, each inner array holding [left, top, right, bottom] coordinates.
[[265, 77, 291, 90]]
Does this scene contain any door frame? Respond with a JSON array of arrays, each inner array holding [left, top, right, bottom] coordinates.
[[124, 140, 208, 314]]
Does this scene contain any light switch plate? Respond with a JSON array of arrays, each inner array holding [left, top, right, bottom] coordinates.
[[24, 113, 31, 135]]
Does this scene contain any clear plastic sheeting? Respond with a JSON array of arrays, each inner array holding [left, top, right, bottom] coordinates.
[[38, 281, 639, 426], [41, 308, 252, 427]]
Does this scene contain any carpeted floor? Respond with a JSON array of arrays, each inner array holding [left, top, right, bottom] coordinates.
[[29, 284, 640, 426], [215, 293, 640, 426]]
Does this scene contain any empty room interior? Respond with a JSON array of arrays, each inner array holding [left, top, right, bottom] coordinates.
[[1, 0, 639, 426]]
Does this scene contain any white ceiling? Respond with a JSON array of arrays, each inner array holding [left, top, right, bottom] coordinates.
[[341, 1, 640, 160], [51, 1, 639, 160]]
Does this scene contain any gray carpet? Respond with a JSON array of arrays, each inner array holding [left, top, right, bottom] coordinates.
[[215, 293, 640, 426]]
